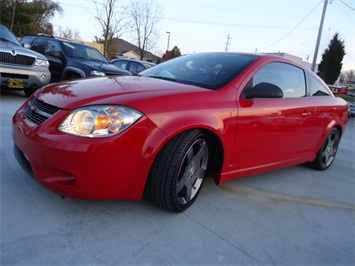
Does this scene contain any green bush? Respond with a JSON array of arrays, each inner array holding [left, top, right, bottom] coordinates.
[[340, 95, 355, 103]]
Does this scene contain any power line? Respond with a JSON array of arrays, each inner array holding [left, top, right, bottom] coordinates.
[[58, 1, 316, 31], [159, 16, 307, 30], [339, 0, 355, 11], [259, 0, 324, 51]]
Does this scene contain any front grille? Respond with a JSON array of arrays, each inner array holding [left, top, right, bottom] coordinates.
[[1, 73, 29, 79], [25, 97, 61, 124], [0, 52, 35, 66]]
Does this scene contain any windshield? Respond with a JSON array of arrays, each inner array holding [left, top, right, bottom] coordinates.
[[61, 41, 108, 63], [140, 52, 258, 90], [0, 25, 21, 46]]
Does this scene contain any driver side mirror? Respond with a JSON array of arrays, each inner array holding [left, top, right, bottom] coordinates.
[[243, 82, 283, 99], [22, 43, 31, 49]]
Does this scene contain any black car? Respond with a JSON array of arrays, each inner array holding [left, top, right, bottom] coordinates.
[[110, 58, 156, 75], [21, 35, 131, 82]]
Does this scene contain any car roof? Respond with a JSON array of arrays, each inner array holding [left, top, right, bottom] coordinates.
[[112, 58, 155, 64], [22, 34, 90, 46]]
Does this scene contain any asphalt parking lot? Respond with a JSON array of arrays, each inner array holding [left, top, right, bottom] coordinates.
[[1, 89, 354, 265]]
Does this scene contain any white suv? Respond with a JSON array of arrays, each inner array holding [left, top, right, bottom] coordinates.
[[0, 25, 51, 97]]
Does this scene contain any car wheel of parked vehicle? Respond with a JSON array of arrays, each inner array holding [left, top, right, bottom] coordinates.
[[309, 128, 340, 170], [147, 129, 209, 212], [68, 74, 81, 80], [24, 87, 37, 98]]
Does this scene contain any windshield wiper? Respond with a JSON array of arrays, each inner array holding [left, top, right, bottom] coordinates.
[[141, 75, 177, 82]]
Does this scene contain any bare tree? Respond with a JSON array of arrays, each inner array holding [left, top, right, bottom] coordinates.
[[91, 0, 126, 57], [127, 0, 162, 60], [345, 70, 355, 84], [57, 26, 81, 40]]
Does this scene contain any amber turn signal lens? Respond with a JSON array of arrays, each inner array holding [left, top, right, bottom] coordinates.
[[95, 115, 109, 130]]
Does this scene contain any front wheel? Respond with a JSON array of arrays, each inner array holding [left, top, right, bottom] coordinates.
[[67, 74, 82, 80], [309, 128, 340, 170], [147, 130, 209, 212], [24, 87, 37, 97]]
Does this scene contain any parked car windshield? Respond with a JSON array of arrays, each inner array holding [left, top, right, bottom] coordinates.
[[139, 52, 258, 90], [61, 41, 108, 63], [0, 25, 21, 46]]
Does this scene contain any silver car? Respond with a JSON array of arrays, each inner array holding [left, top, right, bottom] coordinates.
[[0, 25, 51, 97], [348, 102, 355, 118]]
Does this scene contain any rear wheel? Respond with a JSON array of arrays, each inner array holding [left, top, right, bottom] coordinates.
[[309, 128, 340, 170], [147, 130, 209, 212]]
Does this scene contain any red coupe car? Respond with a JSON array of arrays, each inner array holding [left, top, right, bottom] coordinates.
[[12, 52, 348, 212]]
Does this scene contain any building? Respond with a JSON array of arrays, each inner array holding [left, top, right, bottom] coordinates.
[[109, 38, 161, 63]]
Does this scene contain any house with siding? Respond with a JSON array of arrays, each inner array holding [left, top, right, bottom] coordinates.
[[109, 38, 161, 63]]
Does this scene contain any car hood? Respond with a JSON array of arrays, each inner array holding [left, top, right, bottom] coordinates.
[[67, 58, 131, 74], [0, 41, 47, 60], [36, 76, 208, 110]]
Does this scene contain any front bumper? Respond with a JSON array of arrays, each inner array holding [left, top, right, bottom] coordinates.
[[12, 105, 165, 201], [0, 63, 51, 89]]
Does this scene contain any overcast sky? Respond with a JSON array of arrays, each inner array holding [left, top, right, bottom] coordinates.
[[52, 0, 354, 71]]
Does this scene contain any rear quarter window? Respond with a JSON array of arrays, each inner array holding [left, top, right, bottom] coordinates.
[[309, 74, 331, 96]]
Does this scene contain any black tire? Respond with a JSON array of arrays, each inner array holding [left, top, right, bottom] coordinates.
[[24, 87, 37, 97], [147, 129, 209, 212], [309, 128, 340, 170], [68, 74, 81, 80]]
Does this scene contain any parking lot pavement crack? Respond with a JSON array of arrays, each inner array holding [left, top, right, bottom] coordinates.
[[183, 212, 261, 264], [220, 184, 355, 210]]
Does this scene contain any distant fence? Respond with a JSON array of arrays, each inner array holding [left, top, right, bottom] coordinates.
[[74, 40, 104, 55]]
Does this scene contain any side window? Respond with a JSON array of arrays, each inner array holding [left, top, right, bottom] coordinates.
[[44, 40, 62, 57], [137, 64, 145, 73], [31, 38, 47, 54], [21, 36, 35, 45], [309, 74, 331, 96], [115, 61, 128, 70], [245, 62, 306, 98], [129, 62, 145, 73], [86, 48, 101, 60]]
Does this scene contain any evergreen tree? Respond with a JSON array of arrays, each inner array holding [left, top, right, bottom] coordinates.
[[317, 32, 346, 84], [162, 46, 181, 61], [0, 0, 62, 36]]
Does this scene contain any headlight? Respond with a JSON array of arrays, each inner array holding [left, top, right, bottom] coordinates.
[[90, 70, 106, 77], [34, 58, 49, 68], [58, 105, 143, 138]]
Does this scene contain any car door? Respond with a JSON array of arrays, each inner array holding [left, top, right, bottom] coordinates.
[[231, 62, 316, 172], [29, 37, 46, 55], [44, 40, 65, 82], [113, 60, 129, 71], [128, 62, 146, 75]]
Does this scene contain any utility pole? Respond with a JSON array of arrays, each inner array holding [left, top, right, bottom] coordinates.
[[225, 33, 231, 52], [10, 0, 18, 31], [311, 0, 329, 72], [166, 31, 171, 52]]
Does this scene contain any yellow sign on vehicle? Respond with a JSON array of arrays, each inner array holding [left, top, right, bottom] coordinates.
[[8, 79, 24, 89]]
